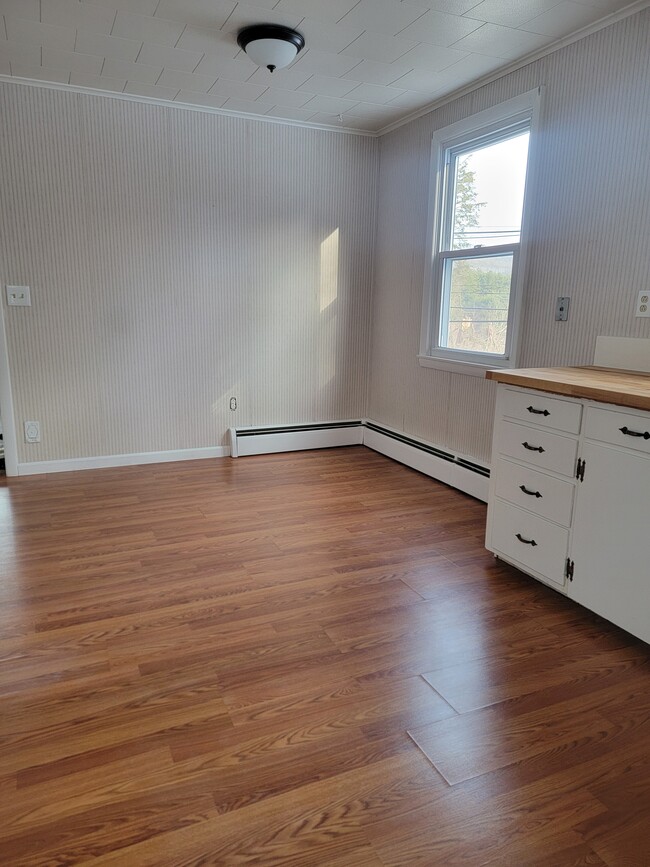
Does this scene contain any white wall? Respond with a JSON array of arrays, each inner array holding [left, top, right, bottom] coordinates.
[[368, 9, 650, 463], [0, 84, 378, 465]]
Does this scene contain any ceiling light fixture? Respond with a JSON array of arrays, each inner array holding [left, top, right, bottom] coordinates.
[[237, 24, 305, 73]]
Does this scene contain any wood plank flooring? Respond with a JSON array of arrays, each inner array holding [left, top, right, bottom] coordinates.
[[0, 446, 649, 865]]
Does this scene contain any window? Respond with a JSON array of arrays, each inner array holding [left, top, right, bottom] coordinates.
[[420, 90, 539, 375]]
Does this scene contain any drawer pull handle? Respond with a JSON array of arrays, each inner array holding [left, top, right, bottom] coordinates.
[[527, 406, 550, 416], [522, 441, 545, 453], [620, 426, 650, 440], [520, 485, 542, 498], [516, 533, 537, 546]]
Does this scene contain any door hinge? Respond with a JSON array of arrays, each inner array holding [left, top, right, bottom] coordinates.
[[565, 558, 575, 581], [576, 458, 585, 482]]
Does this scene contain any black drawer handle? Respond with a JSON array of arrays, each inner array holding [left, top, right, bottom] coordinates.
[[516, 533, 537, 546], [520, 485, 542, 498], [522, 442, 545, 453], [620, 426, 650, 440], [527, 406, 550, 416]]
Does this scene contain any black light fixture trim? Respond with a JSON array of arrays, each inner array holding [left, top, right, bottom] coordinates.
[[237, 24, 305, 72]]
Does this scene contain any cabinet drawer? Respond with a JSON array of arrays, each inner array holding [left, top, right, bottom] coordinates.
[[490, 499, 569, 587], [584, 405, 650, 456], [494, 458, 574, 527], [497, 420, 579, 477], [502, 388, 582, 434]]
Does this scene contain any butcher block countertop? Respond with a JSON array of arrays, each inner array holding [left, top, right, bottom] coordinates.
[[486, 366, 650, 413]]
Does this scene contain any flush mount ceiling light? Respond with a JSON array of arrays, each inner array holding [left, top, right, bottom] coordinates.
[[237, 24, 305, 73]]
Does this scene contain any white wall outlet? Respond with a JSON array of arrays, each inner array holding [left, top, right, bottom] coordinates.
[[635, 291, 650, 317], [229, 397, 237, 411], [24, 421, 40, 443], [6, 285, 31, 307]]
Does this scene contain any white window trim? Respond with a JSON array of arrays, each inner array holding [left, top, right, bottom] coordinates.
[[419, 88, 542, 376]]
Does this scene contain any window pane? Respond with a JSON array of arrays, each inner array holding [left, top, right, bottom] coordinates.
[[440, 254, 513, 355], [450, 131, 529, 250]]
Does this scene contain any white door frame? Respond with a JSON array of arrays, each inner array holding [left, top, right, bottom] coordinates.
[[0, 302, 19, 476]]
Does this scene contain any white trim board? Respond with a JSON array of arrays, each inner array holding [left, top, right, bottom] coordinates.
[[17, 445, 229, 476]]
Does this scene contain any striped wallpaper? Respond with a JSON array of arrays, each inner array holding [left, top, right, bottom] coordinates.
[[0, 85, 378, 463], [368, 8, 650, 463]]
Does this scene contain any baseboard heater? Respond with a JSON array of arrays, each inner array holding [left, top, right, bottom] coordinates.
[[230, 419, 489, 502]]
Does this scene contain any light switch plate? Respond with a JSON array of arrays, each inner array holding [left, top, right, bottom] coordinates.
[[6, 285, 31, 306], [555, 296, 570, 321]]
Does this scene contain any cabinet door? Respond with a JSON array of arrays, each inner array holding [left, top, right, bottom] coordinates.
[[570, 440, 650, 644]]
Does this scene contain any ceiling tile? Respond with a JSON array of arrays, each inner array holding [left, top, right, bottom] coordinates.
[[264, 105, 318, 121], [297, 74, 359, 97], [175, 90, 229, 107], [221, 95, 275, 114], [340, 31, 418, 63], [195, 50, 254, 80], [42, 0, 116, 33], [290, 48, 362, 77], [157, 67, 217, 92], [103, 58, 163, 85], [124, 80, 181, 100], [344, 81, 407, 103], [42, 47, 104, 75], [246, 65, 312, 89], [137, 43, 203, 73], [79, 0, 158, 13], [220, 3, 303, 34], [451, 21, 553, 57], [398, 9, 484, 45], [340, 58, 413, 86], [463, 0, 562, 28], [407, 0, 483, 11], [176, 25, 238, 56], [153, 0, 237, 29], [76, 30, 143, 61], [348, 99, 399, 117], [386, 65, 453, 92], [274, 0, 362, 23], [339, 0, 428, 37], [522, 1, 604, 37], [0, 0, 40, 21], [307, 111, 352, 126], [259, 86, 315, 107], [111, 11, 185, 47], [10, 62, 70, 82], [397, 42, 468, 72], [209, 77, 269, 100], [294, 18, 364, 53], [384, 89, 436, 109], [0, 39, 42, 66], [69, 71, 126, 91], [301, 93, 361, 114], [4, 16, 76, 51]]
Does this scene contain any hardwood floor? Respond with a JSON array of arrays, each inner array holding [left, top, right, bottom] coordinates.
[[0, 446, 648, 865]]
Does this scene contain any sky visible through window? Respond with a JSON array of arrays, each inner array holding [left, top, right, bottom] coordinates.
[[453, 131, 530, 248]]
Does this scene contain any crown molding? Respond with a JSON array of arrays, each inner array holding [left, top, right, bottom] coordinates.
[[0, 74, 378, 137], [377, 0, 650, 137]]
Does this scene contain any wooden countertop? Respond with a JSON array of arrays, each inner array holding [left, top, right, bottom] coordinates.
[[486, 366, 650, 412]]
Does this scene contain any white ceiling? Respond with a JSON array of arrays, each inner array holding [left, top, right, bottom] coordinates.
[[0, 0, 641, 132]]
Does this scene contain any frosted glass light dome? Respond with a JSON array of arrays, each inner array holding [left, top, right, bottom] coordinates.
[[237, 25, 305, 73]]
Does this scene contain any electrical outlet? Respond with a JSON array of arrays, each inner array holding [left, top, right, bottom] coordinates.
[[6, 285, 31, 307], [635, 291, 650, 318], [24, 420, 40, 443], [229, 397, 237, 411], [555, 296, 570, 321]]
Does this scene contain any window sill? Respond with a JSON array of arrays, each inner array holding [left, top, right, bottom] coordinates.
[[417, 354, 507, 378]]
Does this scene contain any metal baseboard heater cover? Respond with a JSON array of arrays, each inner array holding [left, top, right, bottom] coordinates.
[[229, 420, 489, 501]]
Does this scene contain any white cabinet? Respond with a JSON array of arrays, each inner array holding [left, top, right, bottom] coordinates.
[[486, 385, 650, 644]]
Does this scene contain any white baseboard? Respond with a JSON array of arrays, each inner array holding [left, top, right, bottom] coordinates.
[[363, 422, 489, 502], [230, 422, 363, 457], [17, 445, 230, 476]]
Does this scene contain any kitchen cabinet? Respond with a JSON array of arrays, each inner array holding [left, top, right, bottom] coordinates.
[[485, 369, 650, 644]]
